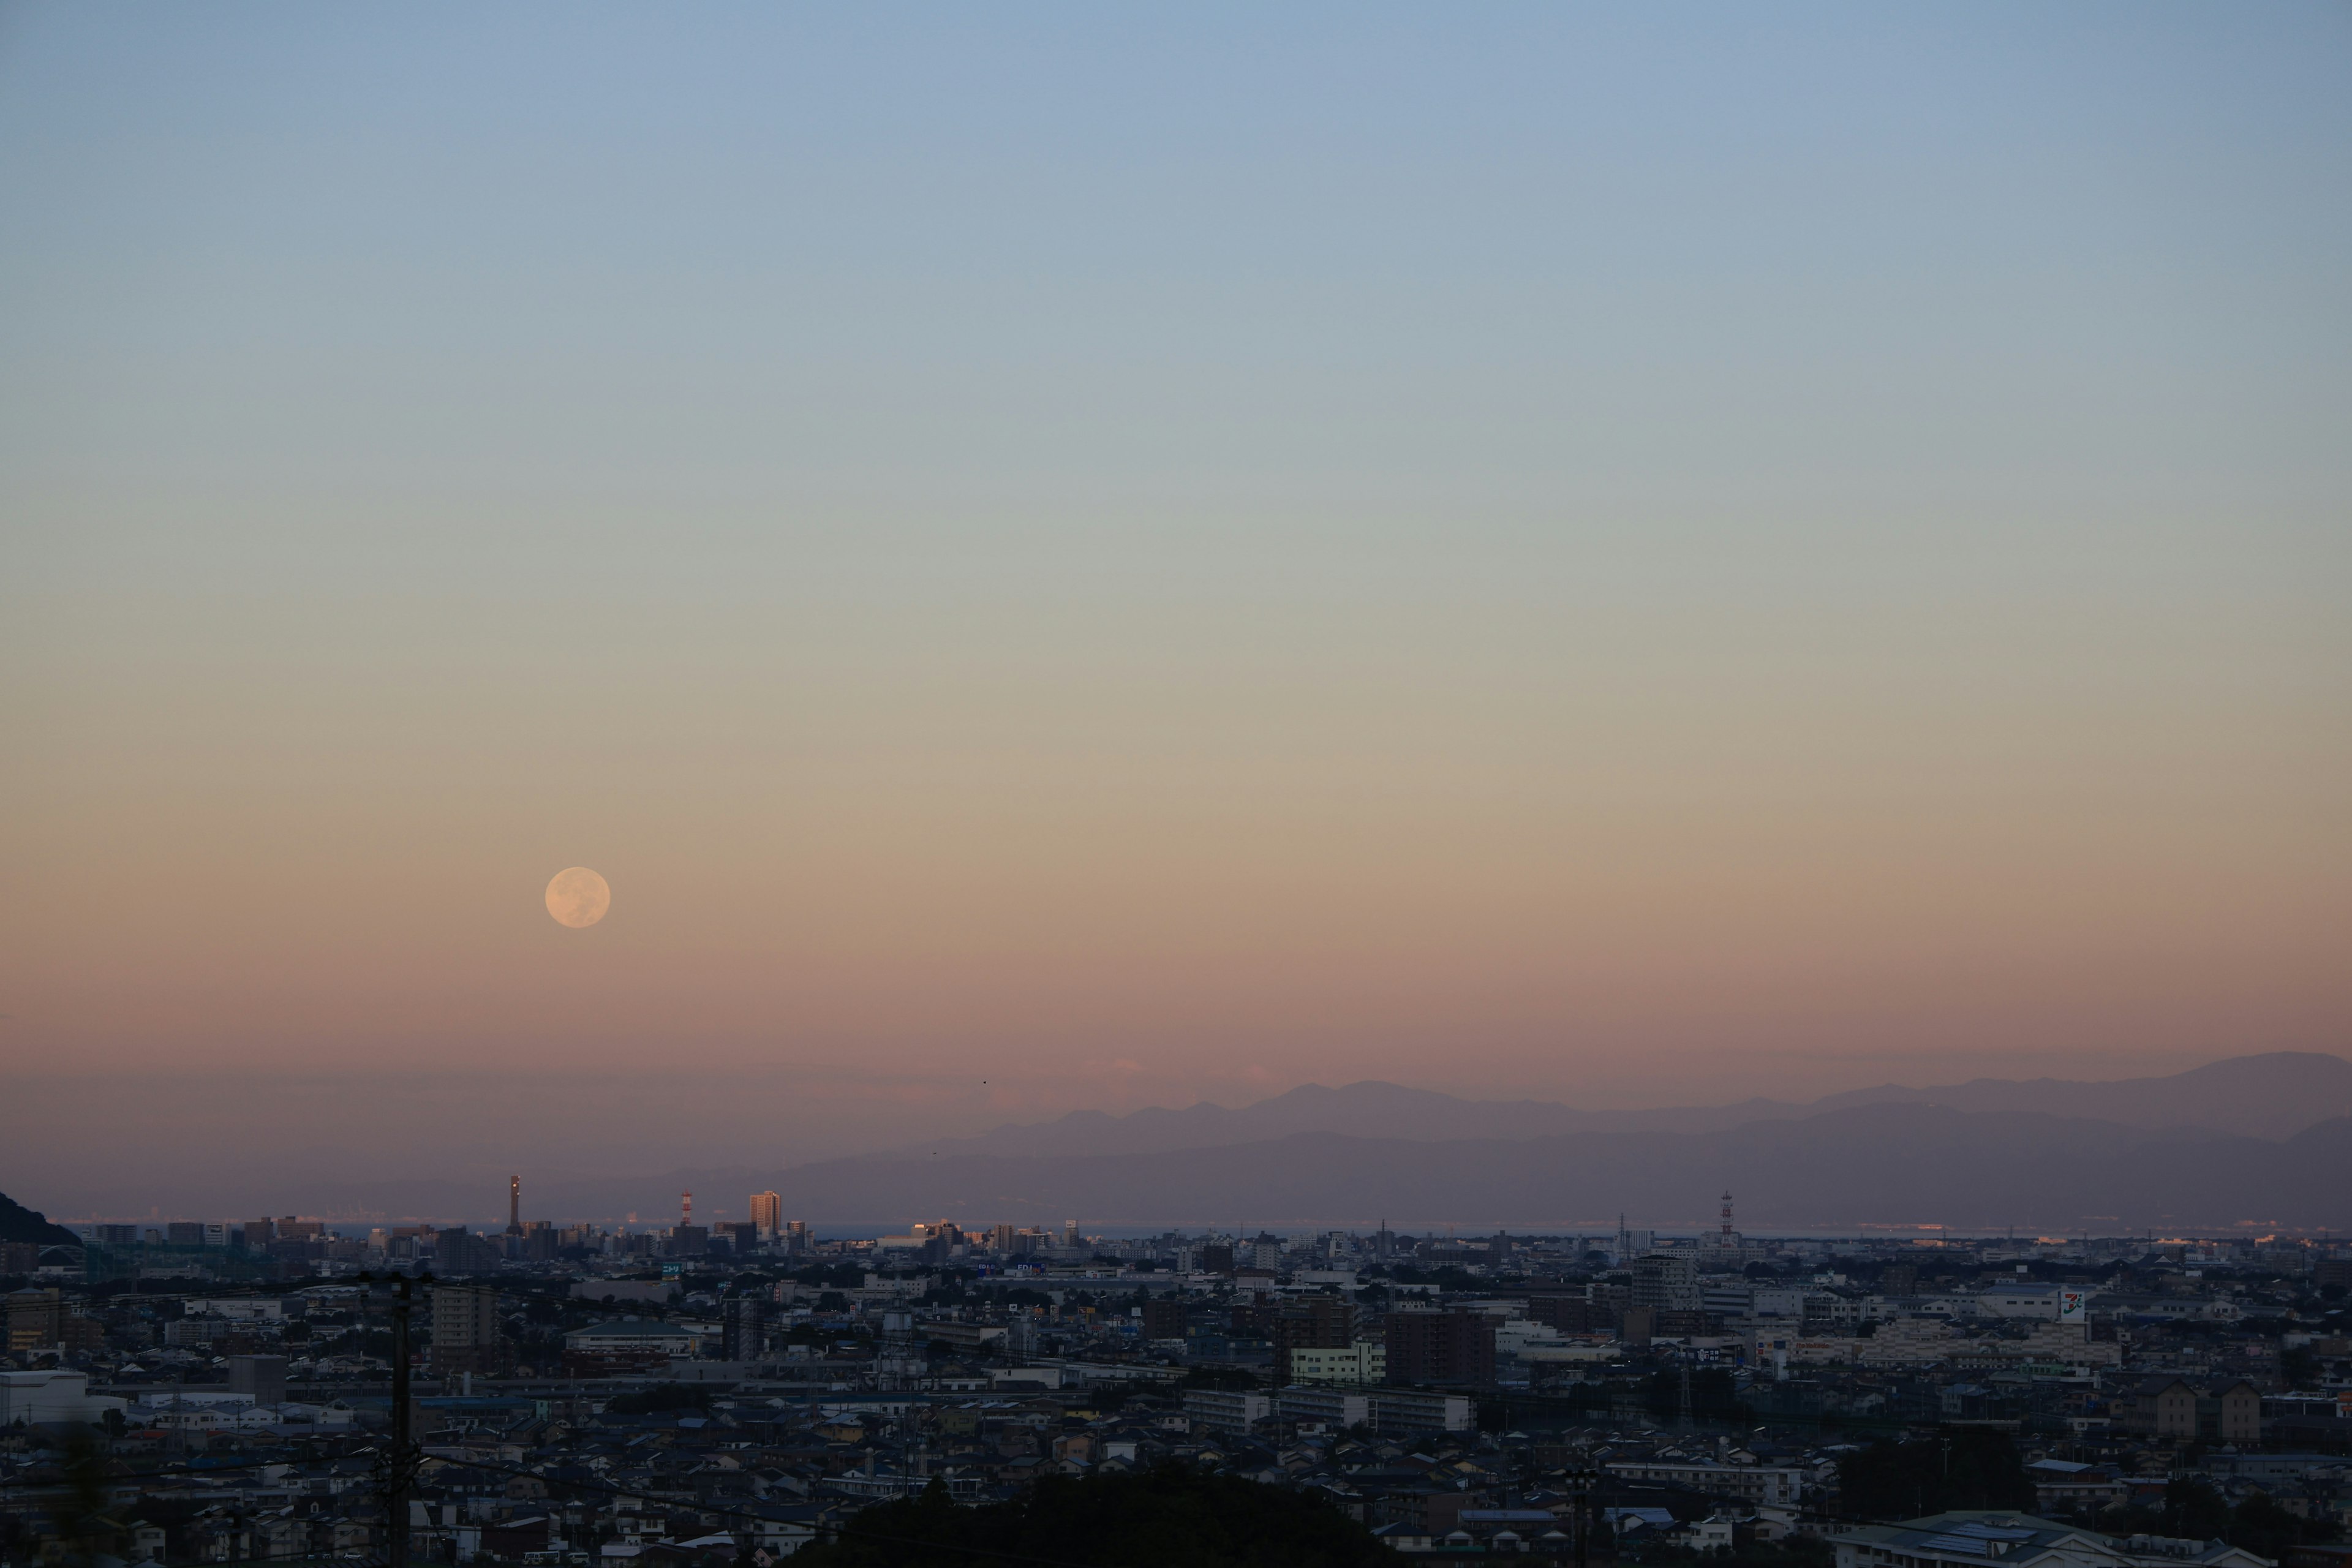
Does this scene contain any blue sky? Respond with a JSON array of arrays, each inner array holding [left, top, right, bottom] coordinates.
[[1, 5, 2346, 1199]]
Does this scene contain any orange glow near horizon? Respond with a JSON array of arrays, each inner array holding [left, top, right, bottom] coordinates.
[[1, 6, 2347, 1171]]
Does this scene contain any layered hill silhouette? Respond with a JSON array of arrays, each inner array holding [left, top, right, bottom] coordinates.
[[899, 1050, 2352, 1160], [528, 1052, 2352, 1230], [33, 1052, 2350, 1230]]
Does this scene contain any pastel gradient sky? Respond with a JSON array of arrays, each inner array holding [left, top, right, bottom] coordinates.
[[3, 5, 2348, 1195]]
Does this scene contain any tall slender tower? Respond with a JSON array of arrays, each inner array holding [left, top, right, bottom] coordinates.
[[682, 1190, 693, 1227], [1719, 1191, 1735, 1248], [508, 1175, 522, 1236]]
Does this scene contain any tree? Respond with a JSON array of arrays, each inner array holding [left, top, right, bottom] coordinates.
[[2162, 1478, 2230, 1542], [1180, 1365, 1259, 1391], [793, 1464, 1389, 1568], [1640, 1368, 1746, 1425], [2225, 1493, 2315, 1559], [1837, 1431, 2034, 1521], [605, 1382, 715, 1415]]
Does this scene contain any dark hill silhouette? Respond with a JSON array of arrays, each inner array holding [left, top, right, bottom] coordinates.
[[0, 1189, 84, 1248]]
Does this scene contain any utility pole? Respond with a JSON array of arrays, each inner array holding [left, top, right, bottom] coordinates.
[[1561, 1457, 1599, 1568], [373, 1272, 428, 1568]]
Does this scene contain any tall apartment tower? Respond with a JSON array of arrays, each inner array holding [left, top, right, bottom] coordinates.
[[722, 1296, 768, 1362], [1630, 1252, 1700, 1312], [1272, 1296, 1360, 1383], [227, 1354, 288, 1408], [507, 1175, 522, 1237], [1383, 1310, 1496, 1386], [749, 1191, 782, 1238], [430, 1283, 507, 1376]]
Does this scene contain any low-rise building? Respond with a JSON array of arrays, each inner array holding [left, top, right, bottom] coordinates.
[[1605, 1458, 1807, 1506], [1835, 1512, 2272, 1568]]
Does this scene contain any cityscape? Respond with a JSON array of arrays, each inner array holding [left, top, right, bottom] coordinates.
[[6, 1057, 2352, 1567]]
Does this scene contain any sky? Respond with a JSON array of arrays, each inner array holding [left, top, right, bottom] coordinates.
[[2, 4, 2348, 1215]]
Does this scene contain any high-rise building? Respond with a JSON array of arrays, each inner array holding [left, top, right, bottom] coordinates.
[[1272, 1297, 1359, 1383], [4, 1289, 64, 1351], [749, 1191, 782, 1238], [1630, 1253, 1700, 1313], [1063, 1220, 1081, 1250], [1141, 1300, 1188, 1341], [992, 1223, 1016, 1253], [430, 1284, 507, 1375], [227, 1354, 287, 1408], [722, 1297, 767, 1362], [507, 1175, 522, 1237], [1382, 1309, 1496, 1387], [435, 1228, 503, 1275]]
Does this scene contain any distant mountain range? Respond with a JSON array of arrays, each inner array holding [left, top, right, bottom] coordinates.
[[696, 1051, 2352, 1230], [21, 1052, 2352, 1231], [894, 1050, 2352, 1160]]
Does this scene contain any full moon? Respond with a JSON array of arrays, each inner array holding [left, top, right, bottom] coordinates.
[[545, 867, 611, 929]]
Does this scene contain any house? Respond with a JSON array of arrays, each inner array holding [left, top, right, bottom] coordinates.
[[2026, 1460, 2132, 1516], [1604, 1458, 1806, 1506], [2122, 1379, 2263, 1444], [1683, 1515, 1740, 1553]]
